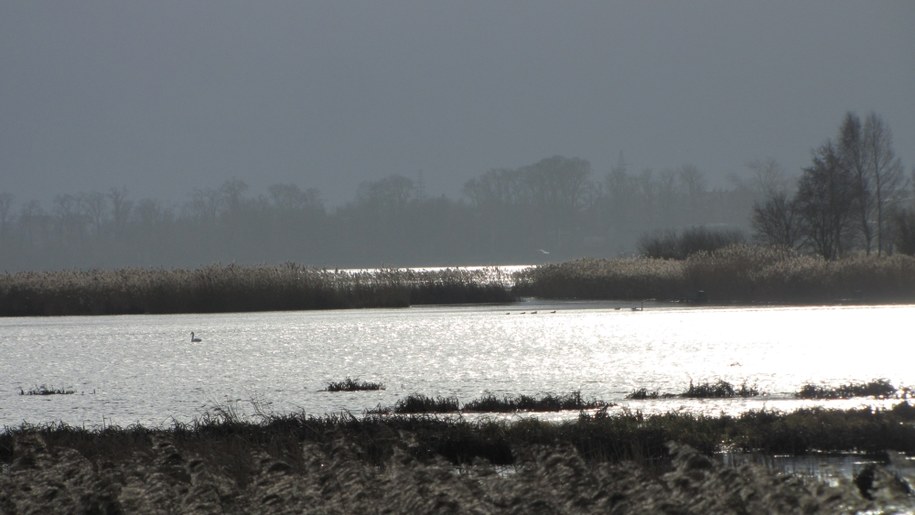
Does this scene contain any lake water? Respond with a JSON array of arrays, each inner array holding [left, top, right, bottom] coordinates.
[[1, 300, 912, 429]]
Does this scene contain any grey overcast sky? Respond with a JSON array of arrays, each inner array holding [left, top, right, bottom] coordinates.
[[2, 1, 913, 205]]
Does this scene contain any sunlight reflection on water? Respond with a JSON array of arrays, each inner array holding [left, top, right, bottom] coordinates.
[[1, 302, 912, 428]]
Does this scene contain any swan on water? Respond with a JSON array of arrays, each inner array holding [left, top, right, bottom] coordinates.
[[191, 332, 202, 342]]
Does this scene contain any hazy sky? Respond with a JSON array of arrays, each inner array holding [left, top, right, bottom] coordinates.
[[2, 1, 913, 205]]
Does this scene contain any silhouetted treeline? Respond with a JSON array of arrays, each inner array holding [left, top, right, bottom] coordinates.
[[0, 156, 760, 271], [752, 112, 915, 259]]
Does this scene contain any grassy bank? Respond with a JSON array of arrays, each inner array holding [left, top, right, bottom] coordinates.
[[2, 403, 914, 512], [0, 264, 514, 316], [514, 244, 915, 304]]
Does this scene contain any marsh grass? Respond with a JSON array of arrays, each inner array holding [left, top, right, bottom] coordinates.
[[626, 388, 664, 400], [3, 407, 908, 513], [625, 381, 760, 400], [19, 385, 75, 396], [513, 244, 915, 304], [796, 379, 898, 400], [5, 401, 915, 474], [0, 264, 515, 316], [462, 391, 610, 412], [323, 378, 385, 392], [369, 394, 461, 414], [682, 380, 761, 398], [368, 391, 610, 415]]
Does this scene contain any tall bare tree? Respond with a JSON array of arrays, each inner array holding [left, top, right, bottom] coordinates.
[[863, 113, 904, 255], [751, 191, 801, 248], [836, 112, 873, 253]]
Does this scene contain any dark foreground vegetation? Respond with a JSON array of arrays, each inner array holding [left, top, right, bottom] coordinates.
[[0, 264, 513, 316], [515, 244, 915, 304], [3, 403, 915, 513]]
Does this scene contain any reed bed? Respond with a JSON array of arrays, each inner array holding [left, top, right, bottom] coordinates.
[[4, 402, 915, 466], [3, 402, 915, 512], [0, 264, 514, 316], [514, 244, 915, 304]]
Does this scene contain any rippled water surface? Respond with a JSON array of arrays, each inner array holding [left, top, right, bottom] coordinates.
[[2, 301, 912, 428]]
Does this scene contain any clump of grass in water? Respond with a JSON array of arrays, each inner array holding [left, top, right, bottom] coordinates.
[[626, 388, 661, 400], [796, 379, 897, 399], [323, 378, 385, 392], [19, 385, 75, 396], [681, 380, 760, 399], [375, 394, 460, 414], [463, 391, 610, 412]]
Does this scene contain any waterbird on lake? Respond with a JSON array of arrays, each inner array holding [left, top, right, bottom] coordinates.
[[190, 332, 202, 342]]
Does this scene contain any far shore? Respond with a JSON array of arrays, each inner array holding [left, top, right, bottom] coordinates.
[[2, 245, 915, 316]]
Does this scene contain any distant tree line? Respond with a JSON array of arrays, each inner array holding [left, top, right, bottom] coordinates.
[[0, 157, 758, 271], [1, 111, 909, 272], [752, 112, 914, 259]]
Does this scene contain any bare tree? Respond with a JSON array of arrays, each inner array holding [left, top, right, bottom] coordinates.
[[863, 113, 904, 255], [751, 191, 802, 248], [108, 188, 133, 235], [746, 157, 791, 199], [78, 191, 107, 236], [836, 112, 872, 253], [0, 192, 14, 239]]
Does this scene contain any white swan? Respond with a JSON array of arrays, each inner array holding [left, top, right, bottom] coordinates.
[[190, 332, 202, 342]]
